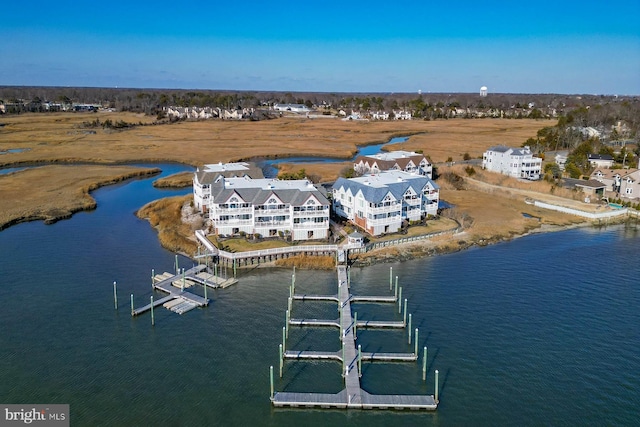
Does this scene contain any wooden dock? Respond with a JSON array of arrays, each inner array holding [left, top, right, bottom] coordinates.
[[131, 265, 210, 316], [273, 266, 437, 411]]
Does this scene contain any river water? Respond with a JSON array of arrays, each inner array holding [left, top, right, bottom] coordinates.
[[0, 164, 639, 426]]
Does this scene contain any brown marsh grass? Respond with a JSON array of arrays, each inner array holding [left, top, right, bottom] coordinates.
[[0, 165, 159, 229], [136, 195, 197, 255]]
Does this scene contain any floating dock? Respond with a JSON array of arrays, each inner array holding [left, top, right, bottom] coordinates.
[[132, 265, 210, 316], [272, 266, 438, 411]]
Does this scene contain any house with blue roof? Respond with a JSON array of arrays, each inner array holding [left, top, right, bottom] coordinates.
[[332, 171, 439, 236]]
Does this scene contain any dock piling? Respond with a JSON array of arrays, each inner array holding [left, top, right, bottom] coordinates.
[[285, 310, 289, 338], [414, 328, 419, 356], [404, 298, 408, 326], [408, 314, 412, 344], [398, 287, 402, 313], [389, 267, 392, 290], [270, 366, 274, 399], [130, 294, 134, 316], [354, 311, 357, 339], [150, 295, 155, 326], [113, 281, 118, 310], [422, 347, 427, 381], [181, 268, 185, 291], [341, 341, 345, 376], [435, 369, 439, 403], [279, 344, 283, 378], [175, 254, 179, 274], [282, 326, 286, 350], [151, 269, 155, 287], [358, 344, 362, 377], [394, 280, 398, 300]]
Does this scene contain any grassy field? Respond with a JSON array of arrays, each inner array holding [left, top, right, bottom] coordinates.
[[1, 111, 595, 266], [0, 112, 548, 168], [0, 165, 159, 229]]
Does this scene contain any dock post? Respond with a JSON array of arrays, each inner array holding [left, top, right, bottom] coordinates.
[[414, 328, 419, 356], [279, 344, 283, 378], [214, 263, 217, 283], [130, 294, 134, 316], [389, 267, 392, 290], [422, 347, 427, 381], [233, 259, 236, 278], [404, 298, 408, 326], [282, 326, 286, 350], [341, 341, 345, 377], [113, 281, 118, 310], [270, 366, 274, 400], [285, 310, 289, 338], [175, 254, 179, 274], [150, 295, 155, 326], [204, 275, 208, 302], [394, 280, 398, 300], [398, 287, 403, 313], [181, 268, 185, 291], [288, 296, 292, 313], [408, 314, 412, 344], [435, 369, 439, 403], [358, 344, 362, 377], [353, 311, 357, 340], [151, 268, 155, 287]]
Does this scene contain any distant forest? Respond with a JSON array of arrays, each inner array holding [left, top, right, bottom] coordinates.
[[1, 86, 639, 149]]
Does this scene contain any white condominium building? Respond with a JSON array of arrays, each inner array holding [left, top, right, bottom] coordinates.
[[208, 176, 330, 241], [332, 170, 439, 236], [193, 162, 264, 213], [354, 150, 433, 178]]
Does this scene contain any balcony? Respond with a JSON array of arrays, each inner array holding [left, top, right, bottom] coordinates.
[[214, 219, 253, 226], [214, 206, 253, 215]]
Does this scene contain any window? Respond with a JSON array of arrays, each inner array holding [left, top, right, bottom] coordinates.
[[626, 188, 633, 195]]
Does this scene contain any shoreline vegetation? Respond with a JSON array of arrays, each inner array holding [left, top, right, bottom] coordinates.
[[0, 165, 160, 230], [1, 112, 633, 266]]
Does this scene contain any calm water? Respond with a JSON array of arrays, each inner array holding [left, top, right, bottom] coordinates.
[[257, 136, 408, 177], [1, 165, 639, 426]]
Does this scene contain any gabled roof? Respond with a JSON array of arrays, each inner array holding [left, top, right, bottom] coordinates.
[[355, 151, 429, 171], [333, 171, 438, 204], [195, 162, 264, 185], [210, 177, 329, 206]]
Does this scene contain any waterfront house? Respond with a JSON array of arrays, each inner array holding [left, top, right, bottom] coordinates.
[[561, 178, 607, 199], [482, 145, 542, 180], [332, 170, 439, 236], [273, 103, 311, 113], [193, 162, 264, 213], [208, 176, 330, 241], [590, 168, 640, 200], [353, 150, 433, 179], [588, 154, 614, 168]]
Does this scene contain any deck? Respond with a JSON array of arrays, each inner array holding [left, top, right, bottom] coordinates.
[[132, 265, 210, 316]]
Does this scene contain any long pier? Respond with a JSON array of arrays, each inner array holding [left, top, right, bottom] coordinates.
[[272, 266, 437, 411]]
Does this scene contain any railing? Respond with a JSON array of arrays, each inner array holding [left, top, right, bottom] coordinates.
[[213, 207, 253, 214], [195, 226, 463, 261], [215, 219, 253, 226], [218, 244, 340, 261], [348, 227, 461, 254]]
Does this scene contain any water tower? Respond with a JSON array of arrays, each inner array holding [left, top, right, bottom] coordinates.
[[480, 86, 488, 97]]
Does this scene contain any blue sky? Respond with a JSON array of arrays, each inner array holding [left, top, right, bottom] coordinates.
[[2, 1, 639, 94]]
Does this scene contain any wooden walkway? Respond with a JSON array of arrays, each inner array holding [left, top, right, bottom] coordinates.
[[132, 265, 210, 316], [273, 266, 437, 411]]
